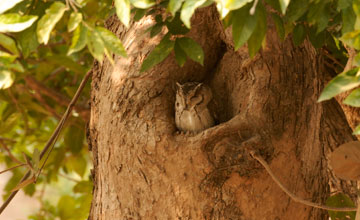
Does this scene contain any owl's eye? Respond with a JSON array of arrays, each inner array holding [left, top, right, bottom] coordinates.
[[176, 102, 179, 107]]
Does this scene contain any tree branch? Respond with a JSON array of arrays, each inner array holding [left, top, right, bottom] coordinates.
[[250, 151, 357, 212], [0, 69, 93, 214], [24, 75, 90, 121]]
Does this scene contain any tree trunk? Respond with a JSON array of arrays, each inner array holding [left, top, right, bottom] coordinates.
[[88, 7, 356, 220]]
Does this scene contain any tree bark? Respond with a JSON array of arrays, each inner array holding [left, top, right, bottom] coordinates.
[[89, 7, 356, 220]]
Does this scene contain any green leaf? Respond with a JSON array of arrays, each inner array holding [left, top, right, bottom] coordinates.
[[140, 34, 174, 72], [326, 193, 356, 220], [68, 24, 87, 55], [292, 23, 306, 46], [58, 195, 77, 219], [131, 0, 155, 9], [174, 40, 187, 66], [73, 181, 93, 193], [338, 0, 352, 11], [168, 0, 184, 15], [32, 148, 40, 172], [5, 60, 24, 72], [0, 13, 37, 32], [150, 23, 163, 37], [180, 0, 206, 28], [225, 0, 253, 11], [64, 125, 85, 154], [307, 0, 330, 34], [86, 28, 105, 62], [66, 155, 87, 177], [342, 7, 356, 34], [134, 8, 146, 21], [285, 0, 309, 22], [344, 88, 360, 107], [166, 13, 189, 35], [318, 68, 360, 102], [115, 0, 130, 27], [96, 27, 127, 57], [232, 4, 257, 50], [176, 37, 204, 65], [0, 69, 14, 89], [67, 12, 82, 32], [46, 55, 86, 74], [308, 27, 326, 49], [36, 2, 66, 44], [271, 13, 285, 40], [0, 33, 19, 56], [0, 0, 24, 14], [353, 124, 360, 135], [247, 2, 267, 57], [278, 0, 290, 14], [340, 30, 360, 50], [16, 23, 38, 58]]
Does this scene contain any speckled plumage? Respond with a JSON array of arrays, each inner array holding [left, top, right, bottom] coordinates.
[[175, 82, 214, 133]]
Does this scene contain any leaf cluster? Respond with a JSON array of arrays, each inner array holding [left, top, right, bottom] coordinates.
[[0, 0, 360, 219]]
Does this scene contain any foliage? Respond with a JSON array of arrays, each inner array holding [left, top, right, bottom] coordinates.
[[0, 0, 360, 219]]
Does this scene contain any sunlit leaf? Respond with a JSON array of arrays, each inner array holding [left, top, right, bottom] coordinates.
[[68, 12, 82, 32], [0, 0, 24, 14], [232, 4, 257, 50], [36, 2, 66, 44], [140, 34, 174, 72], [176, 37, 204, 65], [225, 0, 253, 10], [318, 68, 360, 102], [181, 0, 207, 28], [68, 24, 87, 55], [0, 33, 19, 56], [344, 88, 360, 107], [0, 69, 14, 89], [115, 0, 130, 27], [354, 124, 360, 135], [340, 30, 360, 50], [168, 0, 184, 15], [278, 0, 290, 14], [131, 0, 155, 9], [326, 193, 356, 220], [96, 26, 127, 57], [86, 28, 105, 62], [329, 141, 360, 181], [0, 13, 37, 32]]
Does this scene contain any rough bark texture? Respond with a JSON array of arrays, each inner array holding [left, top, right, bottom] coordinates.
[[89, 7, 356, 220]]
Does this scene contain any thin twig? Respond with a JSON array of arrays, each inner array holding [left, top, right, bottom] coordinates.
[[249, 151, 357, 212], [0, 140, 23, 165], [0, 69, 92, 215], [8, 89, 29, 134], [0, 164, 26, 175], [0, 138, 15, 143], [58, 173, 81, 183], [25, 84, 61, 119]]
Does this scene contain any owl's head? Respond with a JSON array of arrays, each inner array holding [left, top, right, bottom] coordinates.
[[175, 82, 204, 110]]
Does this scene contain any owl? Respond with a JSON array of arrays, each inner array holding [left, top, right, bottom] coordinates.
[[175, 82, 215, 133]]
